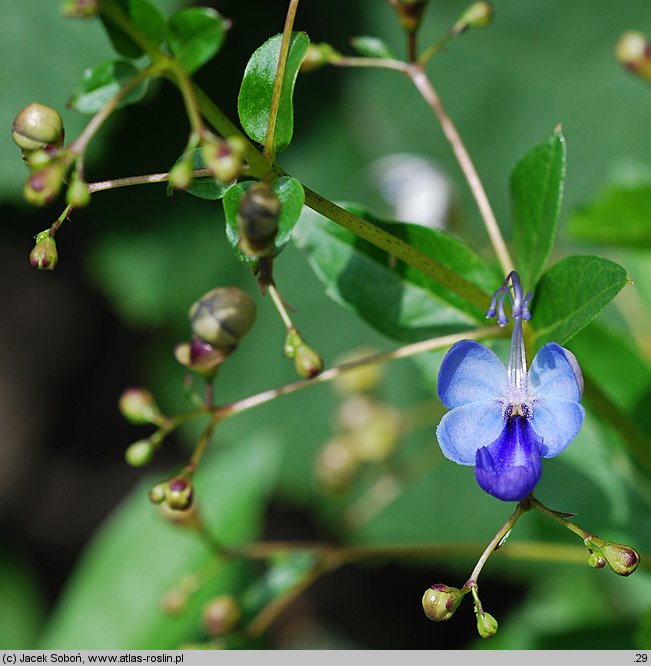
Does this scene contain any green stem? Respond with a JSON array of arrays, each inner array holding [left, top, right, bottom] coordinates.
[[268, 283, 295, 330], [530, 496, 600, 544], [263, 0, 300, 161]]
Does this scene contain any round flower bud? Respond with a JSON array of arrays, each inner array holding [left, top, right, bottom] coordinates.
[[294, 343, 324, 379], [24, 163, 65, 206], [601, 541, 640, 576], [119, 387, 161, 425], [237, 182, 281, 258], [202, 140, 241, 183], [454, 1, 494, 33], [615, 32, 651, 80], [201, 595, 242, 637], [161, 589, 188, 616], [189, 287, 257, 349], [29, 231, 58, 270], [300, 43, 339, 73], [169, 159, 193, 190], [476, 611, 498, 639], [125, 439, 155, 467], [314, 436, 360, 491], [422, 584, 464, 622], [12, 103, 64, 152], [149, 482, 167, 505], [587, 551, 607, 569], [166, 476, 194, 511], [346, 404, 403, 462], [24, 149, 54, 171], [66, 173, 91, 208]]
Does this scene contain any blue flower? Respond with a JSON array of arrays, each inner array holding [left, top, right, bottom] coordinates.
[[436, 272, 585, 502]]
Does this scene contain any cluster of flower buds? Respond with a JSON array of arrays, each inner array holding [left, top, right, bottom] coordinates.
[[29, 230, 58, 270], [314, 348, 403, 492], [12, 103, 70, 207], [149, 474, 194, 512], [615, 31, 651, 83], [118, 387, 166, 467], [585, 536, 640, 577], [237, 182, 281, 260], [175, 286, 257, 377]]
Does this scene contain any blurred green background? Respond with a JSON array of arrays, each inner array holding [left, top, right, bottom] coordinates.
[[1, 0, 651, 650]]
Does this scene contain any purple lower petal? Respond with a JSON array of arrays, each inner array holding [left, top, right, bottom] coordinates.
[[474, 416, 543, 501]]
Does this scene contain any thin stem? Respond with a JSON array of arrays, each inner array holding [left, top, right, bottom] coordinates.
[[464, 498, 530, 587], [69, 66, 158, 159], [215, 325, 503, 419], [331, 56, 410, 72], [50, 204, 73, 236], [267, 283, 294, 330], [188, 415, 221, 470], [166, 65, 205, 136], [530, 496, 597, 544], [263, 0, 300, 160], [407, 65, 514, 276]]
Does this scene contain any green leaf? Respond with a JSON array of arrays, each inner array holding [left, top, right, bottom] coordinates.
[[531, 255, 629, 349], [167, 149, 235, 201], [567, 184, 651, 248], [293, 205, 498, 342], [511, 125, 567, 288], [349, 35, 394, 59], [223, 176, 305, 267], [167, 7, 228, 75], [237, 32, 310, 153], [39, 433, 282, 649], [68, 60, 148, 114], [101, 0, 167, 59]]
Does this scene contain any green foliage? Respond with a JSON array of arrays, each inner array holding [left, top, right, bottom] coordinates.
[[511, 126, 566, 289], [101, 0, 168, 58], [349, 36, 394, 59], [68, 60, 148, 114], [531, 255, 628, 349], [237, 32, 310, 153], [167, 7, 228, 75]]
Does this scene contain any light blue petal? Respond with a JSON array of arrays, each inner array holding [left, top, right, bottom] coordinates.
[[436, 401, 505, 465], [530, 398, 585, 458], [437, 340, 507, 409], [528, 343, 582, 403]]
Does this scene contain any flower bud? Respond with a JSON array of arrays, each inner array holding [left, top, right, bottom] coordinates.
[[201, 595, 241, 637], [202, 140, 241, 183], [149, 482, 167, 505], [587, 551, 606, 569], [189, 287, 257, 349], [391, 0, 429, 34], [314, 436, 360, 491], [66, 173, 91, 208], [332, 347, 384, 395], [166, 476, 194, 511], [422, 584, 464, 622], [615, 31, 651, 81], [600, 541, 640, 577], [169, 159, 193, 190], [61, 0, 99, 18], [161, 589, 188, 615], [453, 1, 494, 34], [24, 163, 65, 206], [237, 182, 281, 258], [300, 43, 339, 73], [174, 338, 233, 377], [12, 103, 64, 152], [125, 439, 156, 467], [346, 404, 403, 462], [24, 148, 55, 171], [119, 387, 161, 425], [476, 611, 498, 638], [294, 342, 324, 379], [29, 231, 58, 270]]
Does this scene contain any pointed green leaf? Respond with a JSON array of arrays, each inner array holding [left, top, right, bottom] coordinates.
[[531, 255, 628, 349], [293, 205, 499, 342], [39, 434, 282, 649], [223, 176, 305, 267], [567, 184, 651, 248], [101, 0, 167, 59], [237, 32, 310, 153], [167, 7, 228, 75], [167, 148, 236, 201], [511, 126, 566, 288], [68, 60, 148, 114], [350, 35, 394, 59]]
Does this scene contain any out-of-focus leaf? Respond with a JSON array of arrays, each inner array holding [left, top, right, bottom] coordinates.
[[567, 184, 651, 248], [0, 552, 46, 649], [293, 204, 498, 342], [68, 60, 148, 114], [167, 7, 228, 75], [101, 0, 168, 59], [531, 255, 628, 349], [167, 149, 235, 201], [223, 176, 305, 267], [238, 32, 310, 153], [349, 36, 394, 59], [511, 126, 566, 288], [39, 433, 282, 649]]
